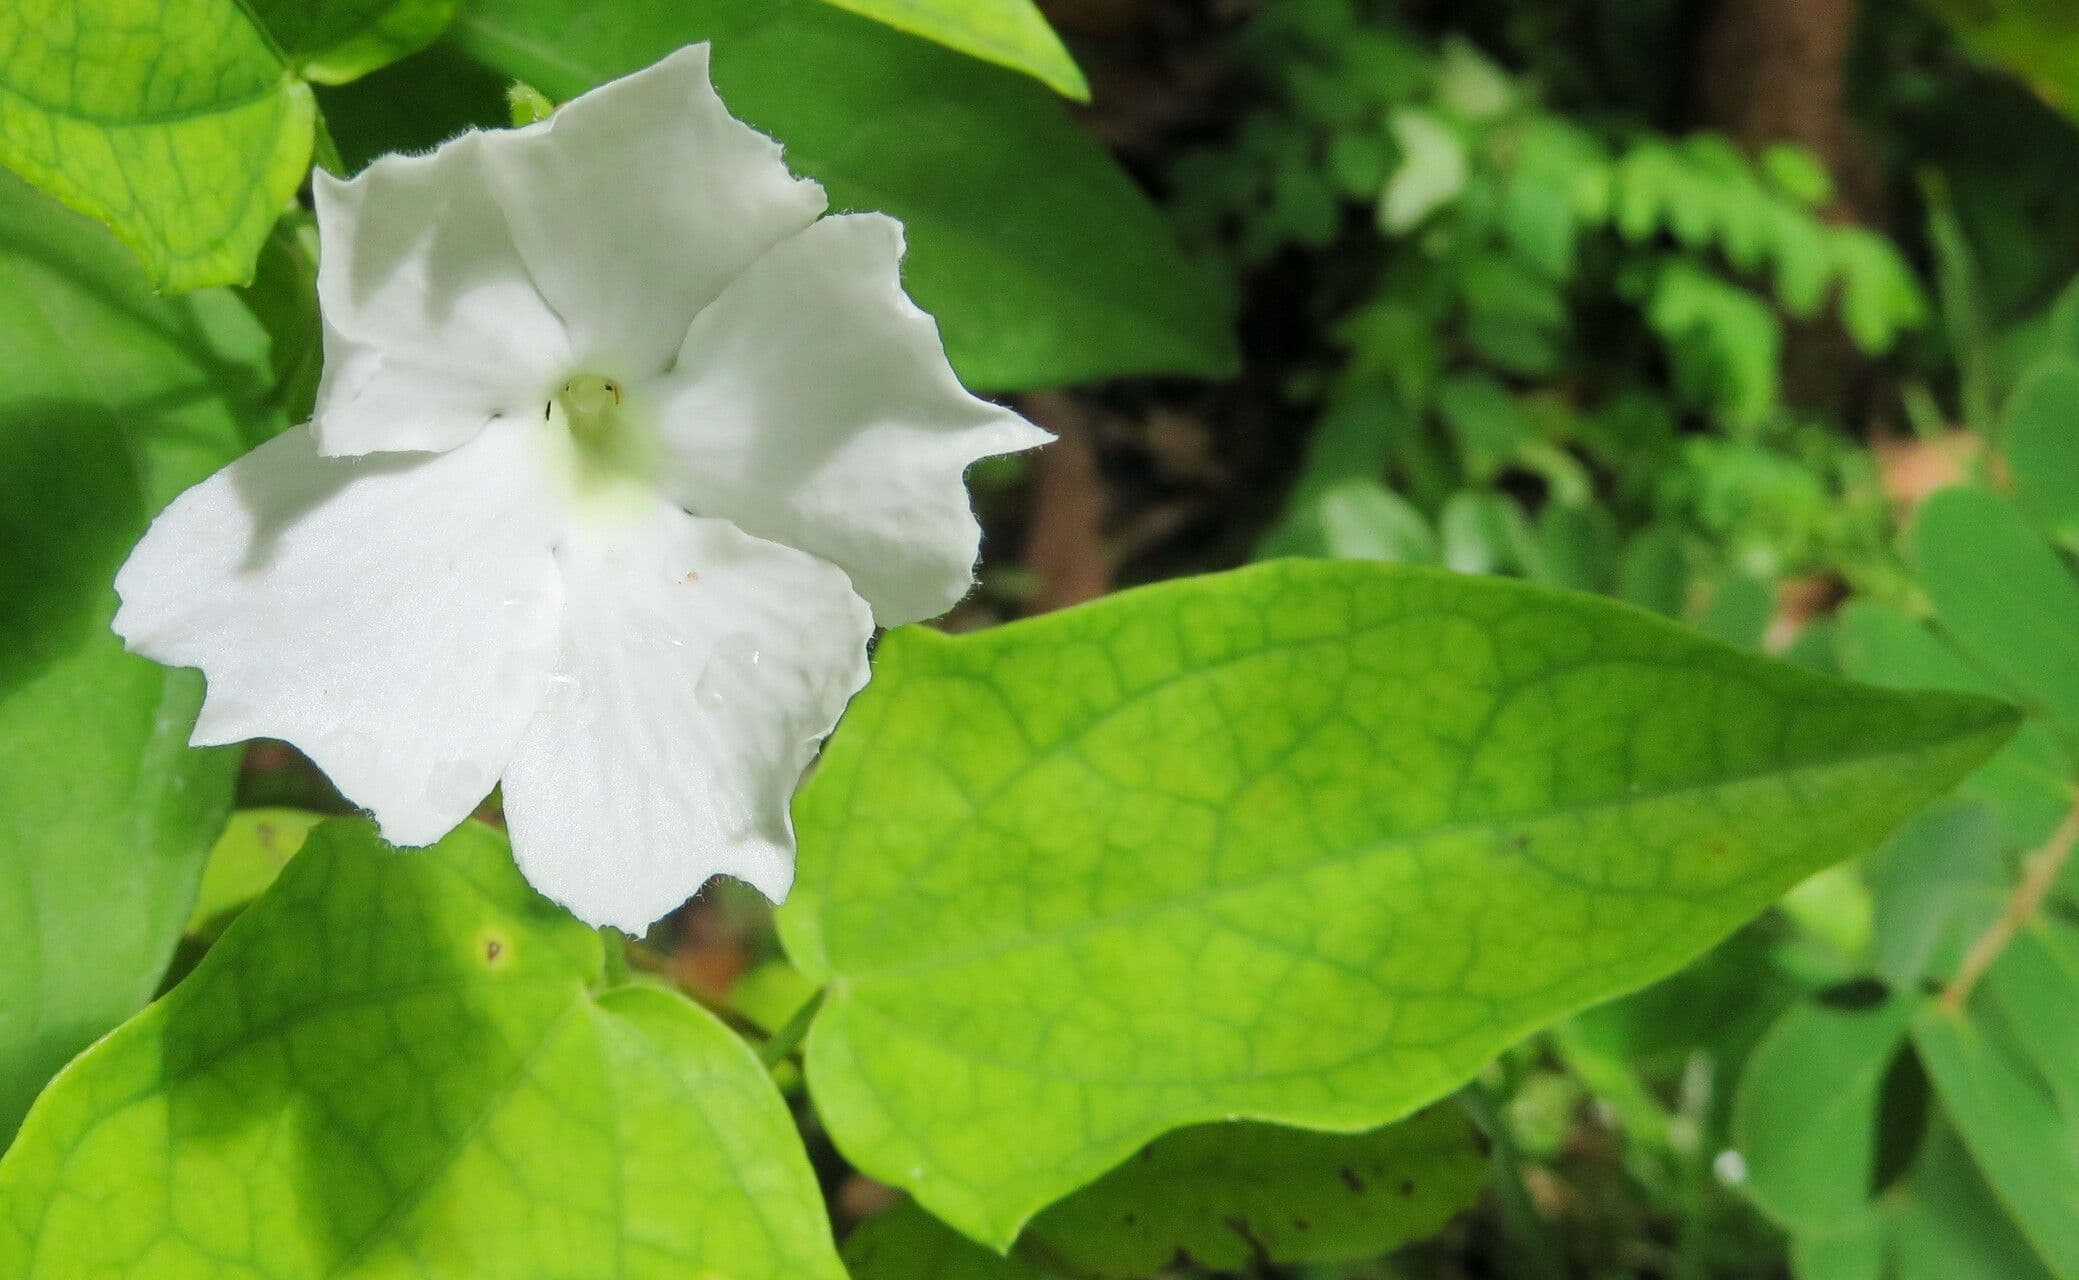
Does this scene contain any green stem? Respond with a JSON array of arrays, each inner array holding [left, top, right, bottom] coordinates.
[[599, 927, 633, 987], [1461, 1082, 1569, 1280], [759, 990, 826, 1069]]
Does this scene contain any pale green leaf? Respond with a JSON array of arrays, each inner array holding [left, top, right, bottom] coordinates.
[[780, 560, 2016, 1244], [0, 170, 275, 1138], [0, 0, 315, 290], [1733, 994, 1917, 1232], [0, 820, 846, 1279], [451, 0, 1237, 390], [1912, 485, 2079, 746], [246, 0, 461, 84], [2006, 358, 2079, 546], [1834, 600, 2072, 846], [1915, 997, 2079, 1280], [812, 0, 1085, 100]]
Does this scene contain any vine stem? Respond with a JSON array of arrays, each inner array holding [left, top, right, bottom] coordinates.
[[1941, 795, 2079, 1014], [758, 990, 826, 1069], [1460, 1082, 1568, 1280]]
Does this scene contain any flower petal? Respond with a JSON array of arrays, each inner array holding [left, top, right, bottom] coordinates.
[[312, 135, 572, 456], [651, 213, 1051, 626], [500, 499, 872, 930], [482, 44, 828, 381], [112, 423, 565, 846]]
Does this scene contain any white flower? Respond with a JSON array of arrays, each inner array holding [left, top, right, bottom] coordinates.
[[112, 45, 1049, 930]]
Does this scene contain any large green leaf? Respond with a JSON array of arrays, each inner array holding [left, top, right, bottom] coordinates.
[[813, 0, 1086, 100], [780, 560, 2017, 1244], [0, 0, 315, 291], [0, 820, 846, 1279], [451, 0, 1237, 390], [0, 171, 273, 1138], [247, 0, 461, 84]]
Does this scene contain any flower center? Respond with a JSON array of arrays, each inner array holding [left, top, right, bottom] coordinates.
[[556, 373, 623, 443]]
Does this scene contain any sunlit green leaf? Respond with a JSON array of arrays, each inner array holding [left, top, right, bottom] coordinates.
[[0, 171, 275, 1138], [812, 0, 1085, 100], [452, 0, 1237, 389], [781, 560, 2016, 1244], [0, 0, 315, 290], [0, 820, 846, 1279]]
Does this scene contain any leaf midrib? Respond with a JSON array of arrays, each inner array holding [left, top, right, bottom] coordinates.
[[831, 718, 2002, 987]]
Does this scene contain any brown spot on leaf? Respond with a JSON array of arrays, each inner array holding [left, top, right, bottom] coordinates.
[[1339, 1166, 1365, 1193]]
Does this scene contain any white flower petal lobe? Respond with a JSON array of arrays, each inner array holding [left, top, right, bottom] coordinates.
[[113, 423, 566, 846], [652, 213, 1051, 626], [500, 498, 873, 930], [483, 43, 828, 381], [312, 135, 572, 456]]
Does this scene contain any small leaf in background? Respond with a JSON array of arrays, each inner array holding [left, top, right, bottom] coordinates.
[[1439, 489, 1540, 576], [847, 1202, 1059, 1280], [2005, 357, 2079, 545], [1023, 1108, 1482, 1276], [780, 560, 2016, 1244], [1834, 600, 2072, 846], [1863, 801, 2010, 988], [812, 0, 1087, 101], [0, 0, 315, 290], [1911, 486, 2079, 744], [0, 821, 846, 1280], [1267, 478, 1438, 564], [845, 1109, 1480, 1280], [1916, 0, 2079, 128], [1915, 988, 2079, 1280], [1734, 993, 1919, 1233], [0, 171, 278, 1138], [1379, 110, 1467, 234], [181, 808, 326, 939], [244, 0, 460, 84], [452, 0, 1238, 390], [1832, 224, 1931, 354]]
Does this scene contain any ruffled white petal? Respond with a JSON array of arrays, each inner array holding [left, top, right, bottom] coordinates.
[[312, 135, 572, 456], [481, 44, 828, 381], [500, 498, 873, 930], [650, 213, 1051, 626], [112, 423, 566, 846]]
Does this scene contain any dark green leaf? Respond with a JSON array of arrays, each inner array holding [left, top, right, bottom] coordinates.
[[0, 171, 275, 1137]]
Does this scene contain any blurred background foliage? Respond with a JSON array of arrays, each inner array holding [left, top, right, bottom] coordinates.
[[5, 0, 2078, 1275]]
